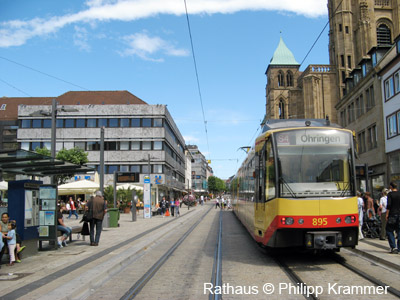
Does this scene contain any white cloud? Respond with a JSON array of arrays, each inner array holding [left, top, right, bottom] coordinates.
[[119, 32, 188, 61], [73, 26, 91, 52], [0, 0, 327, 48]]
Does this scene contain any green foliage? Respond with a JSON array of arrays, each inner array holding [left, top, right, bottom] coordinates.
[[103, 185, 143, 208], [207, 176, 226, 193], [35, 147, 89, 185]]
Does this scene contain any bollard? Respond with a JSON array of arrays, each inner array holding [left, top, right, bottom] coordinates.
[[131, 191, 137, 222]]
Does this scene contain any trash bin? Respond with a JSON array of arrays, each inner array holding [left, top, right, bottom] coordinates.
[[107, 208, 120, 228]]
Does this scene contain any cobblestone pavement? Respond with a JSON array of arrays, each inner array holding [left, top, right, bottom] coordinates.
[[0, 203, 399, 300]]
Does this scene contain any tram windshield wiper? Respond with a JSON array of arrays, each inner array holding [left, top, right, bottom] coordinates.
[[340, 182, 351, 197], [279, 176, 297, 198]]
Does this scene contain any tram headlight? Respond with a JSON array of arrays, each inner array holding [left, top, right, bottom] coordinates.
[[345, 215, 356, 224], [298, 218, 304, 225], [336, 217, 342, 224], [281, 217, 294, 225]]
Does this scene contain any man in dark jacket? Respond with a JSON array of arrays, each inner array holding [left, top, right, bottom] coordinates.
[[87, 191, 107, 246], [386, 182, 400, 254]]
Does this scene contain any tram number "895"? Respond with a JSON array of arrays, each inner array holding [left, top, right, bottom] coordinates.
[[312, 218, 328, 226]]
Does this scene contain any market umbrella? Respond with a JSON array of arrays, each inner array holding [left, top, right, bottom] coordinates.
[[183, 194, 196, 206], [0, 181, 7, 191], [58, 179, 99, 195], [116, 183, 143, 191]]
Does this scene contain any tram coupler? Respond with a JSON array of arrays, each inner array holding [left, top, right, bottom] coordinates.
[[305, 231, 342, 249]]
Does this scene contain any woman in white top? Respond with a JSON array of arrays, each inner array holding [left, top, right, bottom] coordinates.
[[357, 191, 364, 240], [379, 188, 389, 240]]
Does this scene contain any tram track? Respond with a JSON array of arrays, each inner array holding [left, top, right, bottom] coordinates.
[[120, 205, 214, 300], [209, 209, 223, 300], [1, 209, 197, 300]]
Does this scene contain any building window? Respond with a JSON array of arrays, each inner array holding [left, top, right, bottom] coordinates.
[[387, 113, 398, 138], [362, 64, 367, 77], [31, 142, 41, 151], [395, 71, 400, 94], [377, 24, 391, 45], [74, 142, 85, 150], [21, 119, 31, 128], [76, 119, 85, 128], [153, 141, 163, 150], [65, 119, 75, 128], [56, 119, 64, 128], [286, 71, 293, 87], [341, 55, 345, 67], [339, 24, 342, 32], [358, 131, 366, 153], [142, 118, 152, 127], [372, 53, 377, 67], [120, 141, 130, 150], [98, 118, 107, 127], [153, 118, 163, 127], [347, 56, 351, 68], [120, 165, 129, 172], [87, 119, 97, 128], [131, 119, 140, 127], [278, 99, 285, 119], [87, 142, 100, 151], [277, 71, 285, 87], [105, 142, 118, 151], [0, 104, 6, 110], [120, 118, 130, 127], [131, 141, 141, 150], [385, 77, 395, 100], [130, 165, 140, 173], [345, 26, 349, 34], [366, 85, 375, 110], [109, 118, 119, 127], [341, 71, 346, 83], [32, 119, 42, 128], [367, 124, 377, 150], [142, 164, 150, 174], [153, 164, 163, 174], [107, 165, 118, 174], [142, 141, 152, 150], [21, 142, 29, 150]]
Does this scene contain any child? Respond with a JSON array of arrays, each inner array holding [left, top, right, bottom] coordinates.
[[5, 222, 17, 266]]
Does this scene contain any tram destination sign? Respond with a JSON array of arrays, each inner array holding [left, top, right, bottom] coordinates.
[[116, 172, 140, 183]]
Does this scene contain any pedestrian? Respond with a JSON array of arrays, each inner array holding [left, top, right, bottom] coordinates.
[[160, 196, 167, 217], [170, 198, 175, 217], [87, 190, 107, 246], [0, 212, 9, 266], [365, 192, 375, 218], [67, 196, 79, 219], [379, 188, 389, 240], [386, 182, 400, 254], [5, 221, 17, 266], [357, 191, 364, 240], [215, 197, 220, 209], [57, 206, 71, 248], [201, 195, 204, 206], [175, 198, 180, 217]]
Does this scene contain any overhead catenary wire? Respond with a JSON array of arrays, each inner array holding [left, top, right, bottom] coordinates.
[[0, 77, 32, 97], [183, 0, 211, 161], [0, 55, 90, 93]]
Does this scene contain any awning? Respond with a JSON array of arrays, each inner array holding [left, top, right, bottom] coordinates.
[[116, 183, 143, 191], [58, 179, 99, 195], [0, 149, 95, 177]]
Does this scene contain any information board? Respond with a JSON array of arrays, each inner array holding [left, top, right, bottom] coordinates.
[[38, 185, 57, 245]]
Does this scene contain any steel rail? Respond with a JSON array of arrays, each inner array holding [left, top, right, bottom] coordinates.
[[209, 209, 223, 300], [120, 206, 213, 300]]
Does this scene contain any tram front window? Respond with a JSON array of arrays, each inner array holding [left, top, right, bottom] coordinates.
[[275, 129, 353, 198]]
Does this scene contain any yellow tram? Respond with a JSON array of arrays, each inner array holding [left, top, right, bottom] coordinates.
[[231, 119, 359, 250]]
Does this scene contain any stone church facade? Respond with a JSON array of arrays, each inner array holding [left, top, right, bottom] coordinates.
[[264, 0, 399, 125]]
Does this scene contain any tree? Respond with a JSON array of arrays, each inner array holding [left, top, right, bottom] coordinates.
[[35, 147, 89, 185], [208, 176, 226, 194]]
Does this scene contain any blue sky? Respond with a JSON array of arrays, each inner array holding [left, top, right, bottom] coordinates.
[[0, 0, 330, 179]]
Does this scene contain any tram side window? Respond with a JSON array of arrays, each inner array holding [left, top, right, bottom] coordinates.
[[265, 140, 276, 200]]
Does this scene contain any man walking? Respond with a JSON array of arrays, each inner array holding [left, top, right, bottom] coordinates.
[[87, 191, 107, 246], [386, 182, 400, 254]]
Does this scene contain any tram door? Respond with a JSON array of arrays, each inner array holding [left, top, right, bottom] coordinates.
[[255, 143, 266, 230]]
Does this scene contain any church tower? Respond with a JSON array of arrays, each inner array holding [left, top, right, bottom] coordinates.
[[265, 37, 301, 119]]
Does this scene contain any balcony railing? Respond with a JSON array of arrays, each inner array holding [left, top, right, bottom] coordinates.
[[297, 65, 335, 83]]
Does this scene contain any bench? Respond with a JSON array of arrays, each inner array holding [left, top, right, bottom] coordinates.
[[57, 225, 84, 242]]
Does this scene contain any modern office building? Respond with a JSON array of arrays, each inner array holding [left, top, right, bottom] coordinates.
[[12, 91, 187, 204], [187, 145, 209, 194]]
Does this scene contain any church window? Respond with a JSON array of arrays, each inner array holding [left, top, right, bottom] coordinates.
[[345, 26, 349, 34], [377, 24, 391, 45], [279, 99, 285, 119], [286, 71, 293, 87], [278, 71, 285, 87], [347, 56, 351, 68], [339, 24, 342, 32], [341, 55, 345, 67]]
